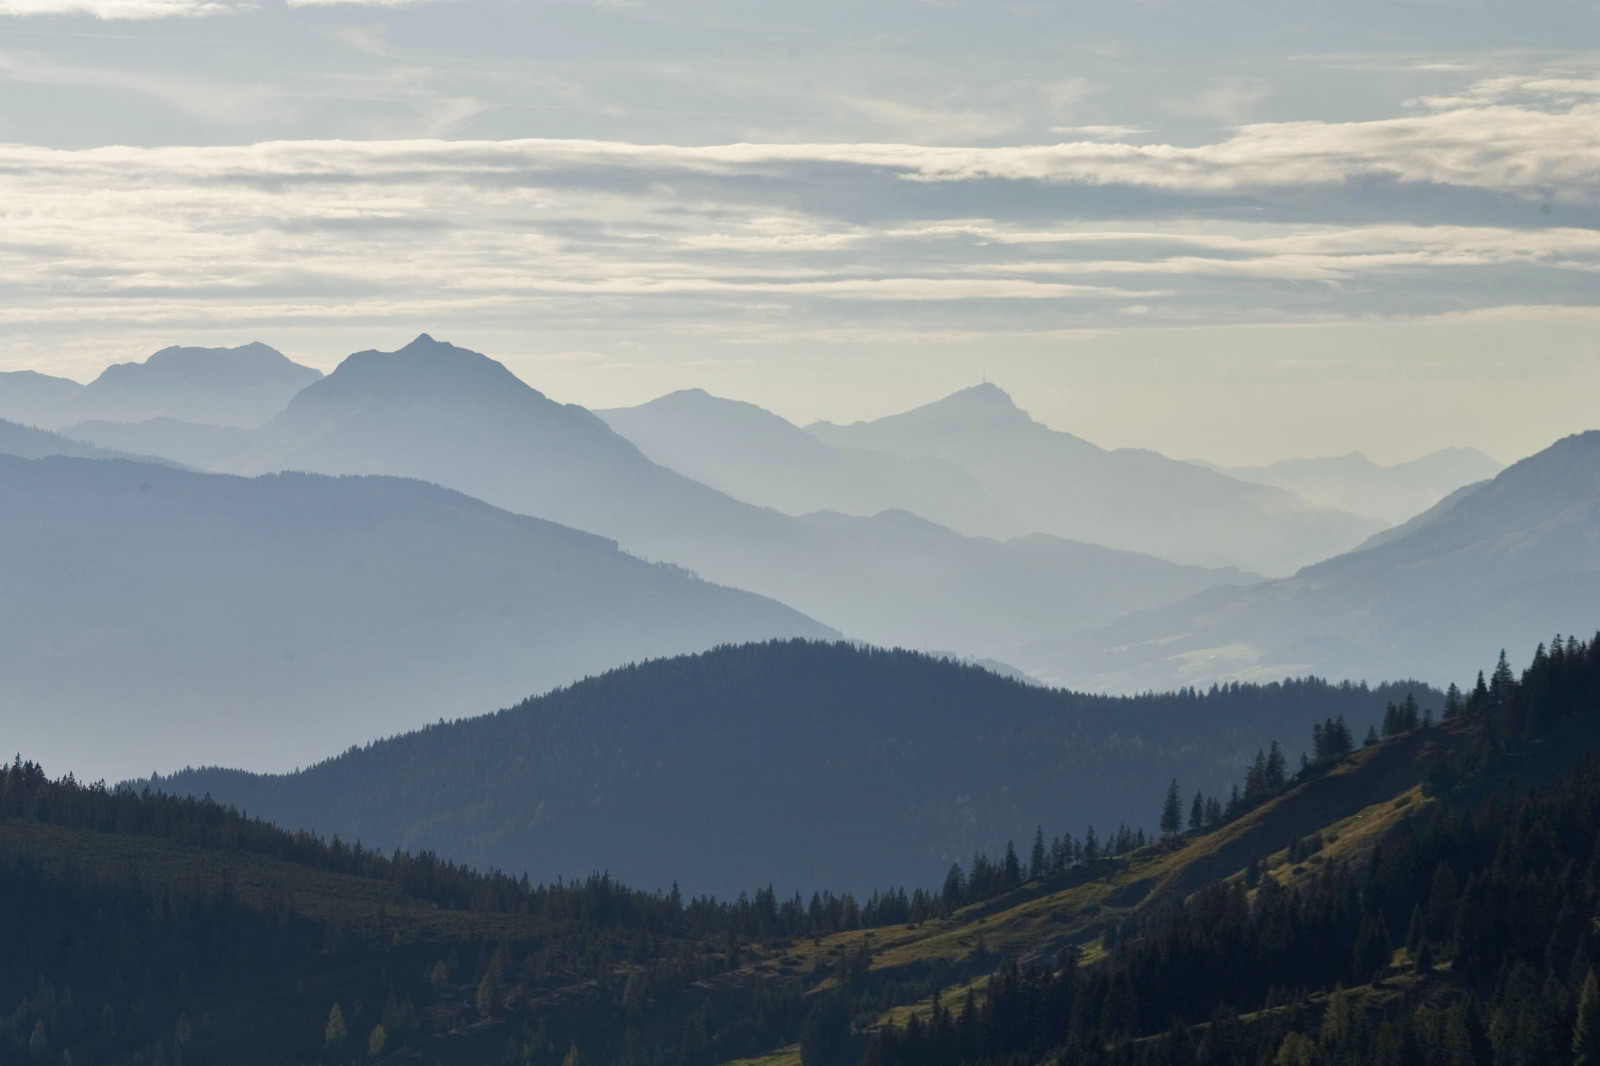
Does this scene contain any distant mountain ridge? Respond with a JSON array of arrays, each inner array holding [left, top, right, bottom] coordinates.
[[1044, 430, 1600, 692], [0, 369, 82, 424], [0, 417, 184, 466], [38, 342, 322, 429], [597, 388, 1007, 536], [1196, 446, 1503, 524], [808, 384, 1386, 575], [0, 453, 832, 783]]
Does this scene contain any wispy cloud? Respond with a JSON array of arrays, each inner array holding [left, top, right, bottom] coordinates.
[[0, 0, 240, 16], [0, 87, 1594, 346]]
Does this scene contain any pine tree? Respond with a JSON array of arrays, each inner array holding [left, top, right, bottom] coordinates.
[[1162, 779, 1182, 837], [1029, 827, 1045, 881], [1189, 791, 1204, 831]]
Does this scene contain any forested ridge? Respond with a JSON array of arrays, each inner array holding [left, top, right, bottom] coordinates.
[[148, 640, 1434, 895]]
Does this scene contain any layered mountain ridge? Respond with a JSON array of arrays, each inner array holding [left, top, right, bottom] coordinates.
[[1045, 430, 1600, 692], [0, 453, 831, 782], [807, 384, 1386, 574]]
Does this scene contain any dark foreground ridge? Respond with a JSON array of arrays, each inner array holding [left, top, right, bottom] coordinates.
[[5, 634, 1599, 1066]]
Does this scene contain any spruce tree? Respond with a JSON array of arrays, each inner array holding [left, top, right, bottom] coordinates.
[[1002, 841, 1022, 890], [1029, 827, 1045, 881], [1189, 791, 1204, 831], [1161, 779, 1182, 837]]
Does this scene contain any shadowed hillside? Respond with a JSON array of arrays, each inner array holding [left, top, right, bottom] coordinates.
[[148, 640, 1433, 896]]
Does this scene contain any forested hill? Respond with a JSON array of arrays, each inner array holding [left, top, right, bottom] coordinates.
[[148, 640, 1434, 896]]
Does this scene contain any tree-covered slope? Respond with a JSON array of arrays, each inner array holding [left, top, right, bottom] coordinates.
[[10, 636, 1598, 1066], [860, 632, 1600, 1066], [148, 640, 1432, 896]]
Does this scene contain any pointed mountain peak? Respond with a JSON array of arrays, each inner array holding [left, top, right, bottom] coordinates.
[[906, 382, 1039, 431]]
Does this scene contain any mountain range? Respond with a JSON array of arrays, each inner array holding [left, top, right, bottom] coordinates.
[[45, 335, 1259, 673], [805, 385, 1386, 575], [596, 388, 1008, 537], [1043, 430, 1600, 693], [6, 334, 1561, 706], [0, 453, 830, 782]]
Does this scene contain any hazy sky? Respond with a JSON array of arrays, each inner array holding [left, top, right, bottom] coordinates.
[[1, 0, 1596, 464]]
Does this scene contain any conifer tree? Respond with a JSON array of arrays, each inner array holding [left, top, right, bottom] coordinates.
[[1189, 791, 1204, 830], [1490, 650, 1515, 703], [1002, 841, 1022, 890], [1161, 779, 1182, 836], [1029, 827, 1045, 881]]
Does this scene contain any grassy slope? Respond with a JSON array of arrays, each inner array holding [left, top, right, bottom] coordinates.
[[727, 712, 1600, 1062]]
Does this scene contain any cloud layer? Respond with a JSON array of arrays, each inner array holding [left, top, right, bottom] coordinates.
[[0, 81, 1595, 352]]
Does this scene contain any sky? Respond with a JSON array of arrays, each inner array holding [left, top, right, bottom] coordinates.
[[1, 0, 1597, 465]]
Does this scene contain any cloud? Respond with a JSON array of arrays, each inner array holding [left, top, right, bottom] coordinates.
[[0, 0, 239, 16], [1051, 125, 1149, 140], [0, 88, 1595, 346]]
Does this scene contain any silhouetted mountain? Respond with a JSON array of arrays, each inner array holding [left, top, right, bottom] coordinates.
[[35, 342, 322, 428], [201, 335, 1253, 667], [0, 454, 831, 783], [1196, 446, 1503, 524], [0, 369, 81, 422], [146, 640, 1430, 896], [1045, 431, 1600, 692], [597, 388, 1007, 536], [808, 384, 1384, 575]]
